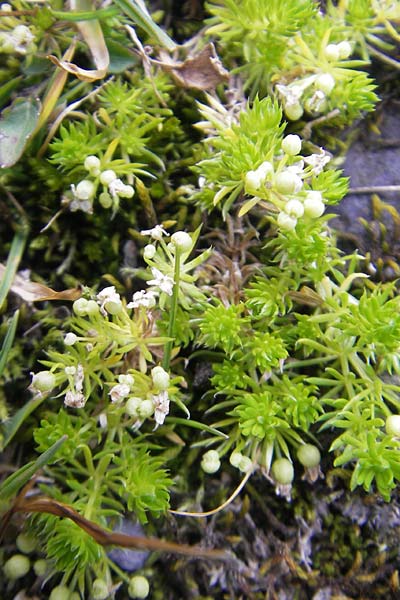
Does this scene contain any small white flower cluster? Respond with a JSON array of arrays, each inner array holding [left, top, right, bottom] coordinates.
[[244, 134, 330, 231], [276, 41, 351, 120], [123, 366, 171, 428], [0, 19, 35, 55], [64, 363, 86, 408], [69, 156, 134, 213]]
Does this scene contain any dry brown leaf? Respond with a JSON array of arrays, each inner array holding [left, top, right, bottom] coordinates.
[[48, 0, 109, 82], [159, 43, 229, 90], [0, 264, 81, 302]]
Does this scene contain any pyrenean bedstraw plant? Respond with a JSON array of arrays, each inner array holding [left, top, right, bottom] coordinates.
[[24, 227, 211, 595], [191, 92, 400, 503], [206, 0, 379, 124]]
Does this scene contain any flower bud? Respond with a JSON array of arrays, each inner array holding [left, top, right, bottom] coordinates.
[[138, 399, 154, 419], [75, 180, 95, 200], [255, 160, 273, 179], [277, 212, 297, 231], [315, 73, 335, 95], [84, 155, 101, 174], [297, 444, 321, 468], [303, 192, 325, 218], [284, 102, 304, 121], [386, 415, 400, 437], [128, 575, 150, 599], [104, 300, 122, 315], [85, 300, 100, 316], [31, 371, 56, 393], [171, 231, 192, 252], [119, 184, 135, 199], [143, 244, 156, 260], [324, 43, 339, 61], [99, 191, 113, 208], [126, 397, 142, 418], [49, 586, 72, 600], [73, 297, 88, 316], [3, 554, 30, 580], [245, 169, 264, 191], [337, 40, 352, 59], [281, 134, 302, 156], [271, 458, 294, 485], [33, 559, 48, 576], [151, 366, 170, 391], [16, 533, 36, 554], [100, 170, 117, 185], [275, 171, 302, 195], [201, 449, 221, 474], [92, 579, 109, 600], [64, 332, 78, 346], [285, 199, 304, 219], [229, 452, 243, 468]]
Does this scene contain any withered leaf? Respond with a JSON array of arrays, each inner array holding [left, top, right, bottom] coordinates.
[[160, 43, 229, 90], [0, 264, 81, 302]]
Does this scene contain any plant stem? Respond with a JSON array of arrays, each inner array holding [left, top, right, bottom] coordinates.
[[162, 247, 181, 371]]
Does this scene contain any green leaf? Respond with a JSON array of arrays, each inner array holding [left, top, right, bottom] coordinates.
[[0, 310, 19, 379], [0, 97, 40, 167], [0, 227, 29, 310]]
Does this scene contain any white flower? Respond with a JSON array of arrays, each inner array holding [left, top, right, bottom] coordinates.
[[170, 231, 192, 252], [127, 289, 156, 309], [84, 155, 101, 175], [276, 83, 303, 107], [96, 286, 122, 315], [108, 179, 135, 198], [152, 390, 170, 426], [140, 224, 169, 241], [64, 391, 86, 408], [98, 413, 108, 429], [147, 267, 174, 296], [303, 149, 331, 175], [109, 383, 131, 403], [73, 180, 96, 200], [151, 366, 170, 391]]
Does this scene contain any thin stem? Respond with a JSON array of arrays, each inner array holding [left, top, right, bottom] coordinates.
[[162, 247, 181, 371]]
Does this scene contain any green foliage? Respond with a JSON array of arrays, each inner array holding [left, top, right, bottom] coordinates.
[[112, 446, 172, 524]]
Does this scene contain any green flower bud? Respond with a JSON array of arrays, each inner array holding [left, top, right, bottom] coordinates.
[[3, 554, 30, 579], [281, 134, 302, 156], [284, 102, 304, 121], [229, 452, 243, 468], [99, 191, 113, 208], [92, 578, 109, 600], [85, 300, 100, 316], [271, 458, 294, 485], [128, 575, 150, 599], [201, 449, 221, 474], [49, 586, 72, 600], [151, 366, 170, 391], [31, 370, 56, 393], [303, 191, 325, 218], [33, 559, 48, 577], [16, 532, 36, 554], [297, 444, 321, 468], [138, 399, 154, 419], [104, 300, 122, 315], [73, 297, 88, 316], [143, 244, 156, 260], [126, 397, 142, 418]]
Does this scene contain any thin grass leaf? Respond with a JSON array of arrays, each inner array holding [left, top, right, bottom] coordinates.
[[0, 310, 18, 379], [0, 228, 29, 310], [113, 0, 176, 51]]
